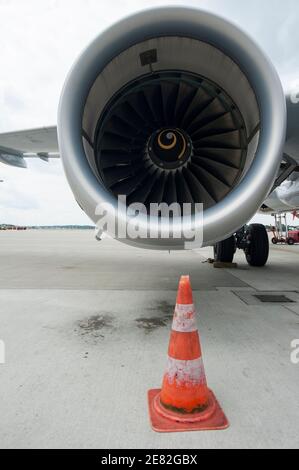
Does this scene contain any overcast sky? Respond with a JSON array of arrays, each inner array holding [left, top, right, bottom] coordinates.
[[0, 0, 298, 225]]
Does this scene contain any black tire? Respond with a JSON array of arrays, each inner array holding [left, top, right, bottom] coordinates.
[[214, 236, 236, 263], [245, 224, 269, 267], [287, 237, 295, 246], [272, 237, 278, 245]]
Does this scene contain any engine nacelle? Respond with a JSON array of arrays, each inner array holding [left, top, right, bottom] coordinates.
[[58, 7, 286, 249]]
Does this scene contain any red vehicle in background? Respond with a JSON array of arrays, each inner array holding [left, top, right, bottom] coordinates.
[[272, 225, 299, 245], [287, 227, 299, 245]]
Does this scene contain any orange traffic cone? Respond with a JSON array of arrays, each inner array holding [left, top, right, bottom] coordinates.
[[148, 275, 229, 433]]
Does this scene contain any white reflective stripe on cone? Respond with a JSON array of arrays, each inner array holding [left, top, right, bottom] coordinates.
[[172, 303, 197, 333], [165, 356, 207, 386]]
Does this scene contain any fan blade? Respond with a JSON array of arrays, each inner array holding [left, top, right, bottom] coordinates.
[[127, 167, 159, 205], [128, 92, 156, 129], [175, 171, 194, 204], [192, 155, 240, 187], [161, 81, 179, 127], [111, 163, 152, 196], [100, 151, 143, 169], [180, 87, 212, 128], [191, 112, 237, 140], [194, 129, 242, 149], [182, 167, 216, 208], [194, 147, 243, 169], [186, 98, 226, 135], [99, 132, 143, 152], [174, 81, 198, 126], [103, 115, 146, 142], [159, 80, 179, 125], [114, 102, 149, 135], [163, 172, 178, 205], [142, 85, 164, 128], [103, 165, 136, 187], [189, 163, 230, 202], [146, 171, 167, 205]]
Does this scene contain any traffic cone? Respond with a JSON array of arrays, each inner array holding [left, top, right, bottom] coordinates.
[[148, 275, 229, 433]]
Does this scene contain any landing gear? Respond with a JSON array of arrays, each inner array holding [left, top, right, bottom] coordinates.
[[214, 224, 269, 267], [214, 236, 236, 263], [244, 224, 269, 267]]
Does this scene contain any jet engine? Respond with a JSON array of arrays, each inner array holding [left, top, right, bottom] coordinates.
[[58, 7, 286, 249]]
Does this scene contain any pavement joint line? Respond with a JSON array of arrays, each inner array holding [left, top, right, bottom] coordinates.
[[0, 288, 219, 292], [218, 268, 254, 290], [232, 290, 299, 306], [283, 305, 299, 317]]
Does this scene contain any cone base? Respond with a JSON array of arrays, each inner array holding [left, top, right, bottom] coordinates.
[[148, 389, 229, 433]]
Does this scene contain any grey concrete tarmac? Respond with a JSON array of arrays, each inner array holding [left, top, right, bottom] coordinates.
[[0, 230, 298, 449]]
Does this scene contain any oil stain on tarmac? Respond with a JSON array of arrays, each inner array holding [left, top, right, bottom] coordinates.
[[75, 300, 174, 341], [135, 300, 174, 334], [75, 313, 115, 341]]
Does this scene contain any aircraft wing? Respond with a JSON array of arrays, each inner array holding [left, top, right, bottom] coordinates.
[[0, 126, 59, 168]]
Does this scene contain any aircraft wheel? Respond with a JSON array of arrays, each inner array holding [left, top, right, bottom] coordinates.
[[214, 236, 236, 263], [245, 224, 269, 267]]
